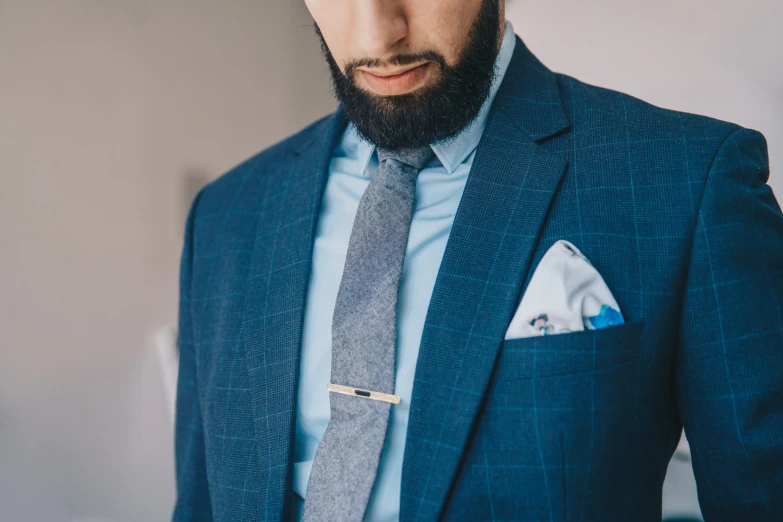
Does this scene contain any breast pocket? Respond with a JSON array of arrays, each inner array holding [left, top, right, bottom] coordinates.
[[497, 321, 646, 379], [474, 321, 649, 512]]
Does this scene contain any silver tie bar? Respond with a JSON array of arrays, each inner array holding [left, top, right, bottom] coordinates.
[[327, 383, 401, 405]]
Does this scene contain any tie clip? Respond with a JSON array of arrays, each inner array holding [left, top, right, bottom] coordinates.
[[327, 383, 400, 405]]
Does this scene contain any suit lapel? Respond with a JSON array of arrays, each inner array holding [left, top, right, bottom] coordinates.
[[242, 109, 345, 520], [400, 38, 571, 521]]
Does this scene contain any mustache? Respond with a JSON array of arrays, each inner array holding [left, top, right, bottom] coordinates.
[[344, 51, 447, 76]]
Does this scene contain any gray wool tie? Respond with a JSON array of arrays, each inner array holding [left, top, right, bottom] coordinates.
[[302, 146, 434, 522]]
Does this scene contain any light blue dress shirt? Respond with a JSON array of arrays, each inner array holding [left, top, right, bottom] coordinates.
[[294, 21, 516, 521]]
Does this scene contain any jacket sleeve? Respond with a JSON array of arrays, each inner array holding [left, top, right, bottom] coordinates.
[[172, 190, 213, 521], [676, 127, 783, 521]]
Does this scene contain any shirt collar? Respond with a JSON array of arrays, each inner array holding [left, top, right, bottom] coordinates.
[[353, 20, 517, 175]]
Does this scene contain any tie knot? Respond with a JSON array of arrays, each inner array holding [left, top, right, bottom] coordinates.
[[377, 146, 434, 170]]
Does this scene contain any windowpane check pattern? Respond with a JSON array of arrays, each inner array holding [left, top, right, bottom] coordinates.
[[174, 37, 783, 522]]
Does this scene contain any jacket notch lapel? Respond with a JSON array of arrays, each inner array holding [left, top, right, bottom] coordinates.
[[400, 38, 571, 521], [242, 110, 345, 520]]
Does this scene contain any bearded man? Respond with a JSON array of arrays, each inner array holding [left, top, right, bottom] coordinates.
[[173, 1, 783, 521]]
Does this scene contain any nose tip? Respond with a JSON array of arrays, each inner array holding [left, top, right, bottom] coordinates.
[[353, 1, 407, 59]]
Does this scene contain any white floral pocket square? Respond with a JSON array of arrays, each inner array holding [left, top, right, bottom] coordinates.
[[505, 240, 624, 339]]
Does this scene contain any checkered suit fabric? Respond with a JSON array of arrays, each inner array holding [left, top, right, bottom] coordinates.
[[173, 37, 782, 522]]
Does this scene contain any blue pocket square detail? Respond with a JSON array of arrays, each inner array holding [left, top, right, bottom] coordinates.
[[587, 304, 624, 330]]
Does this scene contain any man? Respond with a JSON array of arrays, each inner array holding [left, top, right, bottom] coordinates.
[[173, 0, 783, 520]]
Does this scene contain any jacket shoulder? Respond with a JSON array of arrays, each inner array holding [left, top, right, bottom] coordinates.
[[555, 73, 742, 147], [195, 111, 336, 214]]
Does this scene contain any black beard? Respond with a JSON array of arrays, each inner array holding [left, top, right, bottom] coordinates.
[[316, 0, 502, 150]]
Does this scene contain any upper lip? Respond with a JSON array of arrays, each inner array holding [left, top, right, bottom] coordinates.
[[358, 62, 429, 78]]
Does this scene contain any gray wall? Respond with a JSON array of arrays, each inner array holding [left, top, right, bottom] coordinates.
[[0, 2, 333, 521], [0, 1, 779, 521]]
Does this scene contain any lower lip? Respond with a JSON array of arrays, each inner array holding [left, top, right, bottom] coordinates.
[[360, 63, 432, 95]]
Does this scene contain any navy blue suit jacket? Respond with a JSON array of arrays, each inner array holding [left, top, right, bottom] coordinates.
[[174, 38, 783, 521]]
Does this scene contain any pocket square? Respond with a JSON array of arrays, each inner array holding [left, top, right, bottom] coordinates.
[[505, 240, 623, 339]]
